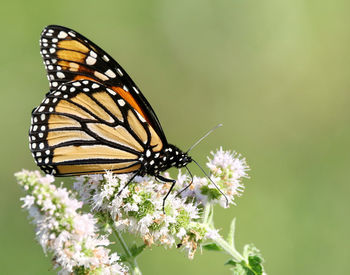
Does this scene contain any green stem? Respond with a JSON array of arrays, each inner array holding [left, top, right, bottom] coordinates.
[[211, 231, 244, 262], [112, 227, 142, 275], [202, 204, 244, 262], [202, 204, 212, 224]]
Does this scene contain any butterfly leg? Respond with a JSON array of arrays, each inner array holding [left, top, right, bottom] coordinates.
[[117, 172, 138, 196], [156, 174, 176, 213]]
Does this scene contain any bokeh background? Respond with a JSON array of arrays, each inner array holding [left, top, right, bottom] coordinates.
[[1, 0, 349, 274]]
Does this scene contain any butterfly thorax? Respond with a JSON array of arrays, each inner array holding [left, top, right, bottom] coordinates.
[[139, 144, 192, 176]]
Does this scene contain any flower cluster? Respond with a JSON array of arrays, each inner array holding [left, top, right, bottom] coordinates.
[[72, 148, 249, 259], [73, 172, 208, 259], [15, 148, 254, 274], [176, 147, 249, 207], [15, 170, 127, 275]]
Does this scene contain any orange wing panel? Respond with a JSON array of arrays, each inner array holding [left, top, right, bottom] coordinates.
[[111, 86, 150, 124]]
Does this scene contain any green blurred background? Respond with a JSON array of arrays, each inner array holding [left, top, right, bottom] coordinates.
[[1, 0, 349, 274]]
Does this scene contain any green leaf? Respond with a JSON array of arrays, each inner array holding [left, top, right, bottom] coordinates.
[[130, 244, 147, 257], [227, 258, 264, 275], [248, 256, 263, 274], [200, 185, 222, 200], [202, 243, 223, 251], [225, 259, 238, 266], [226, 218, 236, 247], [119, 254, 128, 262]]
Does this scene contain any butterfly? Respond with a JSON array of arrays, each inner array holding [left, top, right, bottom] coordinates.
[[29, 25, 194, 199]]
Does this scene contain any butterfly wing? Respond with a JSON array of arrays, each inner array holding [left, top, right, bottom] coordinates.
[[40, 25, 167, 144], [29, 80, 163, 176]]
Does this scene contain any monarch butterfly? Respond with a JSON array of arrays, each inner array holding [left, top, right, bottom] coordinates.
[[29, 25, 227, 205]]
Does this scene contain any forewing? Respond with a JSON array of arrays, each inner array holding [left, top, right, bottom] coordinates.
[[40, 25, 167, 143], [29, 80, 163, 176]]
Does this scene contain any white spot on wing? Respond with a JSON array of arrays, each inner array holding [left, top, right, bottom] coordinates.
[[58, 31, 68, 39], [118, 99, 125, 106], [136, 111, 146, 122], [105, 69, 116, 78], [90, 51, 97, 58], [107, 88, 116, 95], [86, 56, 96, 65], [117, 68, 123, 76], [57, 72, 65, 79]]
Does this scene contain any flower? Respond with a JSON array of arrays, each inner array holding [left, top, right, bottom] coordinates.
[[15, 170, 127, 275], [176, 147, 249, 207]]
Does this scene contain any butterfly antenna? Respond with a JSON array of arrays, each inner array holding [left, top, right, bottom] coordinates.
[[186, 124, 223, 153], [192, 159, 229, 207]]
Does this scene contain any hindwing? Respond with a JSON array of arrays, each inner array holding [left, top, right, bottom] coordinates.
[[29, 80, 163, 176]]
